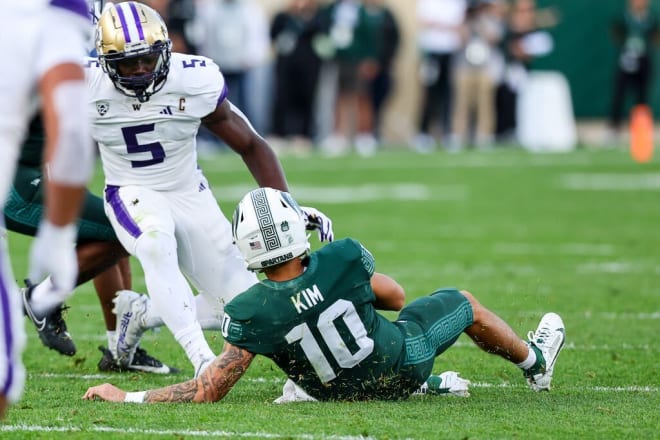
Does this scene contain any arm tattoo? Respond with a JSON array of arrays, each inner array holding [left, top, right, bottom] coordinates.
[[143, 344, 255, 403]]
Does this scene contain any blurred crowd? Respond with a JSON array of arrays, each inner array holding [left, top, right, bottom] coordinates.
[[137, 1, 567, 155]]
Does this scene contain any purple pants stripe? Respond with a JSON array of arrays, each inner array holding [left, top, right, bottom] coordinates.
[[0, 252, 15, 396], [105, 186, 142, 238]]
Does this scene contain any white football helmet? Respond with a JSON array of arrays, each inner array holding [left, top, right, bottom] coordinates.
[[232, 188, 310, 271]]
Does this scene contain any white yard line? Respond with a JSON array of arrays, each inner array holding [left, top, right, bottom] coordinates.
[[0, 425, 381, 439], [211, 183, 467, 203], [28, 373, 658, 394], [198, 154, 596, 174], [559, 173, 660, 190], [493, 242, 617, 256]]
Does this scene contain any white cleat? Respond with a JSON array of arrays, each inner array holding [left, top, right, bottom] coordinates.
[[525, 312, 566, 391], [113, 290, 148, 368]]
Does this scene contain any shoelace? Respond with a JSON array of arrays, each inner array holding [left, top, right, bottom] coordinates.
[[528, 324, 552, 345]]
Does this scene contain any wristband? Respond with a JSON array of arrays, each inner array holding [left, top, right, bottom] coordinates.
[[124, 391, 146, 403]]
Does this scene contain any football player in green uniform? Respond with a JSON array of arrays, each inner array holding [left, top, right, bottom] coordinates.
[[83, 187, 566, 403], [5, 114, 177, 374]]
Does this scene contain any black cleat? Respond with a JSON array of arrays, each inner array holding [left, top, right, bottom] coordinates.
[[21, 283, 76, 356], [97, 345, 180, 374]]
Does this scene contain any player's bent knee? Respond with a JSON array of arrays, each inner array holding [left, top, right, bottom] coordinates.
[[134, 231, 178, 270], [459, 290, 484, 321]]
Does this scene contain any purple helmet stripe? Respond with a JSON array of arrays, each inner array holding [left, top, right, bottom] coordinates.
[[115, 5, 132, 43], [0, 253, 15, 397], [105, 186, 142, 239], [129, 2, 145, 41], [50, 0, 90, 20]]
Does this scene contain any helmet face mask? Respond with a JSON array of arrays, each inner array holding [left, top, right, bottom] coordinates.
[[232, 188, 310, 272], [95, 1, 172, 102]]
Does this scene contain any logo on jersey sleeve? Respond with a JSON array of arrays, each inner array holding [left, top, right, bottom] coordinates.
[[97, 102, 110, 116], [221, 314, 243, 340]]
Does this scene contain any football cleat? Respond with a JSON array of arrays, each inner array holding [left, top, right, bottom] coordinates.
[[113, 290, 148, 367], [22, 283, 76, 356], [97, 345, 180, 374], [413, 371, 471, 397], [524, 312, 566, 391]]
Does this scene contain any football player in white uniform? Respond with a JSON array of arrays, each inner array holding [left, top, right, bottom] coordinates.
[[88, 2, 333, 377], [0, 0, 94, 418]]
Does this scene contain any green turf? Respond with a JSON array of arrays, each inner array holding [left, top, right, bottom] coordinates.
[[2, 147, 658, 439]]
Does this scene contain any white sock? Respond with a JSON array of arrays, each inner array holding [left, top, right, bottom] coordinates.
[[516, 344, 537, 370], [142, 297, 164, 329], [174, 322, 215, 372], [30, 276, 74, 316], [105, 330, 117, 351]]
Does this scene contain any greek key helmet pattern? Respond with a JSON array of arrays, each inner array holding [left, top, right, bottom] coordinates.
[[250, 188, 281, 251]]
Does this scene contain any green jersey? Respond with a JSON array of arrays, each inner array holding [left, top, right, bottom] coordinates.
[[223, 238, 414, 401]]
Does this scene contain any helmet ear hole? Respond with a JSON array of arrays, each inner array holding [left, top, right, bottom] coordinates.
[[232, 188, 310, 271]]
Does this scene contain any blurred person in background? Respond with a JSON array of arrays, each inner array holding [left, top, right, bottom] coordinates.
[[143, 0, 196, 54], [605, 0, 659, 145], [194, 0, 270, 150], [269, 0, 325, 153], [412, 0, 467, 153], [449, 0, 506, 151], [496, 0, 556, 142], [364, 0, 400, 144], [319, 0, 381, 157]]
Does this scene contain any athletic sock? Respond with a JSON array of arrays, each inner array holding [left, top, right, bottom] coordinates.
[[518, 344, 546, 375], [174, 322, 215, 372], [29, 276, 72, 317], [106, 331, 117, 358]]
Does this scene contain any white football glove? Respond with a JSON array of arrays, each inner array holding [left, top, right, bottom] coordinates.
[[28, 220, 78, 296], [273, 379, 317, 404], [300, 206, 334, 242], [413, 371, 471, 397]]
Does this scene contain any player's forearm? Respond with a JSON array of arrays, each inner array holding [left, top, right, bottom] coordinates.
[[145, 344, 255, 403], [242, 143, 289, 192], [44, 183, 86, 226]]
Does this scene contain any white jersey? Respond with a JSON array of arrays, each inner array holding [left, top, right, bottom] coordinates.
[[85, 53, 227, 191]]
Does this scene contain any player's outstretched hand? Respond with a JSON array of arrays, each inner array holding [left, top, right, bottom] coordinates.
[[83, 384, 127, 402], [300, 206, 334, 242]]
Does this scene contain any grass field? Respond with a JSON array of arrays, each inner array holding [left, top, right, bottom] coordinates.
[[2, 147, 659, 439]]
